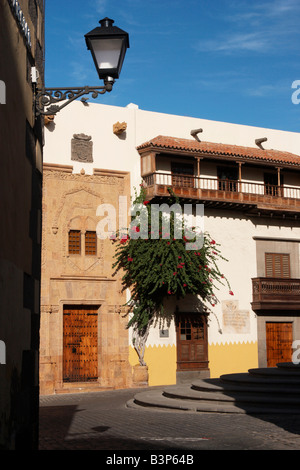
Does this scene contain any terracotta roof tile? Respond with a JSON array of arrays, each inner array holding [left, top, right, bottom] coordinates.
[[137, 135, 300, 167]]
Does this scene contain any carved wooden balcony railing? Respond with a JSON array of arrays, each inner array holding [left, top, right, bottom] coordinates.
[[251, 277, 300, 310], [142, 172, 300, 214]]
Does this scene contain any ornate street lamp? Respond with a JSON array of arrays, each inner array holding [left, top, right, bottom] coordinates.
[[85, 17, 129, 88], [34, 18, 129, 116]]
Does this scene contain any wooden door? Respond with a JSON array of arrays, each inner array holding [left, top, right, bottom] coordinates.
[[266, 322, 293, 367], [176, 314, 208, 371], [63, 306, 98, 382]]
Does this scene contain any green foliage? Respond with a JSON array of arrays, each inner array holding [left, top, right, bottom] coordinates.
[[112, 185, 232, 332]]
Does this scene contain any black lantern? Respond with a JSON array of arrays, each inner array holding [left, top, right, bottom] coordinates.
[[34, 17, 130, 116], [85, 17, 130, 87]]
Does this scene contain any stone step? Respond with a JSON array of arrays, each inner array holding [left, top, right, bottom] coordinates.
[[276, 362, 300, 370], [192, 377, 300, 394], [128, 389, 300, 414], [164, 385, 300, 404], [248, 367, 300, 379], [220, 372, 300, 386], [128, 390, 246, 413], [128, 363, 300, 414]]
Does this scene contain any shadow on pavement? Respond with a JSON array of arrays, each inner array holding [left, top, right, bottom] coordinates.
[[38, 404, 185, 450]]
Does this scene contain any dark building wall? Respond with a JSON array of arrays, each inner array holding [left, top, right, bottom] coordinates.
[[0, 0, 45, 449]]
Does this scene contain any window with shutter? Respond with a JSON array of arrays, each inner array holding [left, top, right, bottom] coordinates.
[[85, 231, 97, 256], [265, 253, 290, 278], [68, 230, 81, 255]]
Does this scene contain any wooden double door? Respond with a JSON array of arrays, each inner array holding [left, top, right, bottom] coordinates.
[[176, 313, 208, 371], [63, 305, 98, 382], [266, 322, 293, 367]]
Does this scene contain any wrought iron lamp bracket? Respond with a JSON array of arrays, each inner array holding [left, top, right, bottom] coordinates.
[[35, 83, 113, 116]]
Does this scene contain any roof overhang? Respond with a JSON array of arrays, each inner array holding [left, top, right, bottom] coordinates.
[[137, 136, 300, 169]]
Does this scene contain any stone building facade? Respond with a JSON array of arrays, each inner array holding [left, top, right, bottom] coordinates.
[[40, 163, 134, 394]]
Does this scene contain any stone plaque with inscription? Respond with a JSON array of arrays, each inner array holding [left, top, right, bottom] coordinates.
[[71, 133, 93, 162], [222, 300, 250, 334]]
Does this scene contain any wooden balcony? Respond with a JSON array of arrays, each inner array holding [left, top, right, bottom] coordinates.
[[251, 277, 300, 311], [142, 172, 300, 216]]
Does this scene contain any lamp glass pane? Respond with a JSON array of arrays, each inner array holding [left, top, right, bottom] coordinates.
[[91, 38, 123, 69]]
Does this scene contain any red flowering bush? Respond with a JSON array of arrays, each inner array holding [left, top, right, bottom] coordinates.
[[112, 186, 231, 332]]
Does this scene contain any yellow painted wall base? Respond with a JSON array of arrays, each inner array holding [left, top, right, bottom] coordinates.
[[129, 341, 258, 386], [129, 345, 177, 386], [208, 341, 258, 378]]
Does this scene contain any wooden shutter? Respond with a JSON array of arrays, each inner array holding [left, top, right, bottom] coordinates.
[[265, 253, 290, 278], [68, 230, 81, 254], [85, 231, 97, 255]]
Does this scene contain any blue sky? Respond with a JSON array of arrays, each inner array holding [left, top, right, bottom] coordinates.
[[45, 0, 300, 132]]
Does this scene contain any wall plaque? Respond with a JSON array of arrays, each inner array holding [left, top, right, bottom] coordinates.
[[71, 133, 93, 162], [222, 300, 250, 334]]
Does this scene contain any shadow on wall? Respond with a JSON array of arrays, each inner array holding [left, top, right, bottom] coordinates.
[[0, 3, 43, 449]]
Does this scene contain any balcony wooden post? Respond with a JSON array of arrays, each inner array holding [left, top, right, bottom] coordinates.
[[237, 161, 243, 195], [195, 157, 202, 190], [196, 157, 201, 177], [151, 152, 156, 173], [277, 167, 281, 197]]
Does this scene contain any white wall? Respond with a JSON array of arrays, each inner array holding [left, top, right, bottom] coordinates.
[[44, 100, 300, 189]]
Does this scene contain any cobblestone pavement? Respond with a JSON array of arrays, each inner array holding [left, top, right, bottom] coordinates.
[[39, 387, 300, 452]]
